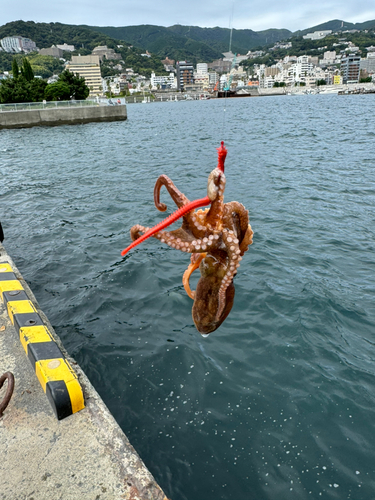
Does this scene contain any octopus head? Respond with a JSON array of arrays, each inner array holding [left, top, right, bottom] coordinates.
[[192, 254, 235, 335], [207, 140, 227, 202], [207, 168, 226, 201]]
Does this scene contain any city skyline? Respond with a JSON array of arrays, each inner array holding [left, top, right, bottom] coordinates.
[[1, 1, 375, 34]]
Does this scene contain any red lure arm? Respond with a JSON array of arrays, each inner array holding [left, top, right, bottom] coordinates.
[[121, 196, 211, 256], [217, 141, 227, 173], [121, 141, 227, 257]]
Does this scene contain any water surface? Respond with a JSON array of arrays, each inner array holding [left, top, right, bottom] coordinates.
[[1, 95, 375, 499]]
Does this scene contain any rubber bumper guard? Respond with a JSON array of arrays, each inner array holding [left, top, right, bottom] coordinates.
[[0, 263, 85, 420]]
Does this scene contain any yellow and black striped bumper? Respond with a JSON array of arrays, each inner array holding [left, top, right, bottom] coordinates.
[[0, 262, 85, 420]]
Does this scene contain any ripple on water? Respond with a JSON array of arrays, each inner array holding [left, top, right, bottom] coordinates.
[[1, 95, 375, 500]]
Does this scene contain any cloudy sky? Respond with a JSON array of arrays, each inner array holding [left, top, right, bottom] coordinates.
[[2, 0, 375, 32]]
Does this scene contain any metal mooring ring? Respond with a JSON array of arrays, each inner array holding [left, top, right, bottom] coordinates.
[[0, 372, 15, 417]]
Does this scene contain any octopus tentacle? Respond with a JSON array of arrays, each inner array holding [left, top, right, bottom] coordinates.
[[154, 174, 200, 230], [239, 225, 254, 255], [223, 201, 253, 255], [189, 208, 212, 239], [182, 253, 207, 299], [156, 229, 220, 254], [130, 224, 149, 242], [215, 229, 242, 321], [223, 201, 248, 234], [130, 224, 221, 254], [154, 175, 190, 211]]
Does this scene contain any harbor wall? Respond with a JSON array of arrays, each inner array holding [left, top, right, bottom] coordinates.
[[0, 105, 127, 129], [0, 242, 168, 500]]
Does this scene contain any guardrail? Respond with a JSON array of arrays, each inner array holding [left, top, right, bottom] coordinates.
[[0, 98, 126, 112]]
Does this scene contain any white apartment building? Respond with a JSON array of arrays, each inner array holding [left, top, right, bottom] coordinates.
[[319, 51, 337, 66], [219, 74, 228, 90], [287, 55, 315, 85], [196, 63, 208, 75], [0, 36, 37, 53], [262, 75, 276, 88], [360, 53, 375, 74], [194, 63, 209, 89], [208, 71, 218, 86], [303, 30, 332, 40], [150, 72, 175, 89], [56, 43, 75, 52], [283, 55, 297, 64]]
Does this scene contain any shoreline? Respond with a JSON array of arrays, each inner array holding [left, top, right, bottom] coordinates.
[[0, 102, 127, 129]]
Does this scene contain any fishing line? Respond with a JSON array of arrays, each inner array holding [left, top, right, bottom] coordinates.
[[222, 1, 235, 142]]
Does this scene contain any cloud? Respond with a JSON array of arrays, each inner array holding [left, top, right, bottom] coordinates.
[[1, 0, 375, 33]]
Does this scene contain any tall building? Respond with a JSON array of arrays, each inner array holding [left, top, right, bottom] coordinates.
[[176, 61, 194, 91], [67, 55, 102, 96], [341, 53, 361, 83], [360, 53, 375, 75], [196, 63, 208, 75], [0, 36, 37, 53], [208, 71, 218, 86]]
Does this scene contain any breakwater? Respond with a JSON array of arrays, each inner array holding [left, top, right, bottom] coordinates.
[[0, 103, 127, 129]]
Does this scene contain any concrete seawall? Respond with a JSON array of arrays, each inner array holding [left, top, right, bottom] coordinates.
[[0, 242, 169, 500], [0, 105, 127, 129]]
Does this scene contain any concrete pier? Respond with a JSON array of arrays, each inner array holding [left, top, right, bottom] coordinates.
[[0, 104, 127, 129], [0, 242, 169, 500]]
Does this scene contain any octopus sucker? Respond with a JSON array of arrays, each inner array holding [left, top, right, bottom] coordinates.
[[122, 141, 253, 334]]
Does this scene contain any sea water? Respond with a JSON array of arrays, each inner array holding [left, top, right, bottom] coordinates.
[[1, 95, 375, 500]]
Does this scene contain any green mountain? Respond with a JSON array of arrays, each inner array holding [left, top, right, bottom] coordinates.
[[83, 24, 224, 63], [167, 25, 291, 53], [294, 18, 375, 36], [0, 20, 166, 77], [1, 18, 375, 73], [87, 24, 292, 60], [0, 20, 121, 50]]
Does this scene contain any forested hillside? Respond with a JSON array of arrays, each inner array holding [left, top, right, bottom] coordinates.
[[1, 18, 375, 77], [88, 24, 292, 60], [84, 25, 224, 64], [241, 29, 375, 72], [0, 21, 120, 50], [0, 20, 166, 77], [293, 18, 375, 36]]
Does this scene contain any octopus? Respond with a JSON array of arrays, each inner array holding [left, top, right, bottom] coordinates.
[[121, 142, 253, 335]]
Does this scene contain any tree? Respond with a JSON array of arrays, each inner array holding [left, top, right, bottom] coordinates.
[[0, 76, 29, 103], [0, 75, 48, 103], [58, 70, 89, 100], [12, 59, 19, 80], [44, 81, 71, 101], [21, 58, 34, 81], [28, 78, 48, 101]]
